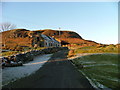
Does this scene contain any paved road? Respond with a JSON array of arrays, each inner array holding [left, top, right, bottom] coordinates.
[[3, 50, 94, 89]]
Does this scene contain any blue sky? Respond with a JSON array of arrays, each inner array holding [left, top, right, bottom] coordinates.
[[1, 2, 118, 44]]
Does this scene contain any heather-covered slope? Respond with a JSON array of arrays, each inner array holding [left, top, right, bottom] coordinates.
[[37, 29, 98, 46], [37, 29, 83, 39], [1, 29, 44, 50], [1, 29, 99, 50], [2, 29, 32, 49]]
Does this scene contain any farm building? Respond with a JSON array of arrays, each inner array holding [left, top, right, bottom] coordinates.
[[41, 34, 60, 47]]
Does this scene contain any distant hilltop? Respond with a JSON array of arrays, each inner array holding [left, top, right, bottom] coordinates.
[[1, 29, 99, 50], [36, 29, 98, 47], [36, 29, 83, 39]]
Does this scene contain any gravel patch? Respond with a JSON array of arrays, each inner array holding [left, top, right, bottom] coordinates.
[[2, 54, 53, 86]]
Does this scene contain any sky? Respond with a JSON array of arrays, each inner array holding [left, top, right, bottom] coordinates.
[[1, 2, 118, 44]]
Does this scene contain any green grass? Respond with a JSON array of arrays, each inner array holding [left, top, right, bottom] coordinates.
[[74, 45, 118, 54], [2, 51, 19, 56], [22, 47, 46, 51], [72, 54, 119, 89], [1, 47, 47, 56]]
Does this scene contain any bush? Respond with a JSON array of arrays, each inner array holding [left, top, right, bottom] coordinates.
[[15, 46, 23, 51], [68, 49, 75, 57]]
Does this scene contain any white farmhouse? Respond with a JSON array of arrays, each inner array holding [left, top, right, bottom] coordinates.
[[41, 34, 60, 47]]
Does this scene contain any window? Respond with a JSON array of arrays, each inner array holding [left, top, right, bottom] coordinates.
[[46, 42, 47, 46]]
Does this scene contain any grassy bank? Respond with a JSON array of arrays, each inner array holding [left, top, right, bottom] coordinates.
[[72, 54, 119, 89], [74, 45, 118, 54], [1, 51, 19, 56], [1, 47, 47, 56]]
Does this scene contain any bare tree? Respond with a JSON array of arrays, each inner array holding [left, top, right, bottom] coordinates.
[[0, 22, 16, 32], [0, 22, 16, 47]]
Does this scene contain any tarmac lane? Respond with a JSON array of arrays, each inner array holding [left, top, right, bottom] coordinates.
[[3, 50, 94, 89]]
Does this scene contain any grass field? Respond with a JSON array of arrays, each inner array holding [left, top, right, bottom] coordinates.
[[72, 54, 119, 89]]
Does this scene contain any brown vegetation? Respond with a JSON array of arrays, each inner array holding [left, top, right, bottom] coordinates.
[[37, 29, 83, 39], [37, 29, 99, 47], [1, 29, 101, 51]]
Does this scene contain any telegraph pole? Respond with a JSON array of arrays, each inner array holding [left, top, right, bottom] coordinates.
[[59, 27, 61, 47]]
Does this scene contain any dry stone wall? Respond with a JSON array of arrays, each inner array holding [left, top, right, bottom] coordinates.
[[1, 47, 68, 67]]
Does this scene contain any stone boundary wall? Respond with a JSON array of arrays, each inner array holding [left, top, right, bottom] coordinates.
[[1, 47, 68, 67]]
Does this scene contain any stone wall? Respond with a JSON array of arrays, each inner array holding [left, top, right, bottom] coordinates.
[[15, 47, 68, 63], [2, 47, 68, 67]]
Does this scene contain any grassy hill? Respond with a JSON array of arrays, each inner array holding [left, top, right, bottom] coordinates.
[[37, 29, 83, 39], [1, 29, 100, 51], [37, 29, 99, 47]]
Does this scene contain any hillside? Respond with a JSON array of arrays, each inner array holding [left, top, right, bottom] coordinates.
[[37, 29, 83, 39], [37, 29, 98, 47], [1, 29, 99, 50], [1, 29, 44, 50]]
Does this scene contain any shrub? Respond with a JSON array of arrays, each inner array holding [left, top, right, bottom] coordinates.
[[15, 46, 23, 51], [68, 49, 75, 57]]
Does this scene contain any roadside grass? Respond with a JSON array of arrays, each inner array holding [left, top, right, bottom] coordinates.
[[72, 54, 119, 89], [1, 51, 19, 56], [22, 47, 46, 51], [74, 45, 118, 54], [1, 47, 47, 56]]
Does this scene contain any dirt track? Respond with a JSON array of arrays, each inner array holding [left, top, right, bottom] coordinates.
[[3, 50, 94, 88]]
